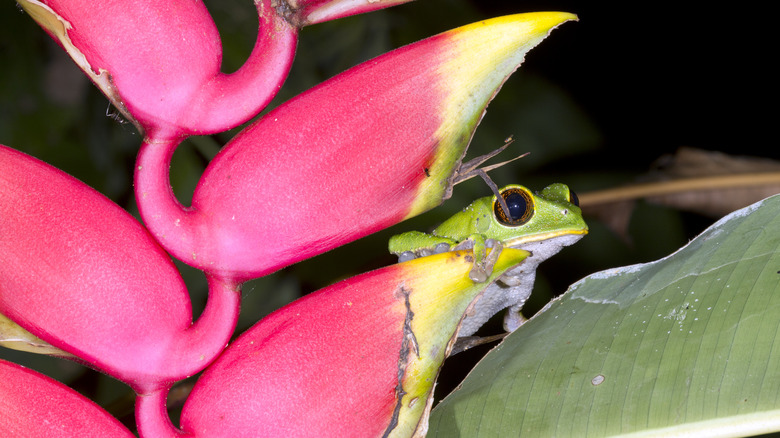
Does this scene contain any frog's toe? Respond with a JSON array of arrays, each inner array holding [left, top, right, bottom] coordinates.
[[434, 242, 452, 254], [503, 308, 527, 332], [398, 251, 417, 262], [468, 266, 489, 283], [499, 273, 523, 286], [453, 240, 474, 251], [417, 248, 434, 257]]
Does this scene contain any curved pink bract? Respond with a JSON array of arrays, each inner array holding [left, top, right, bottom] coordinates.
[[0, 359, 134, 438], [24, 0, 296, 139], [0, 145, 239, 394]]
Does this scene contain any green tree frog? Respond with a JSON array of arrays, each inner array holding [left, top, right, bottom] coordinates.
[[389, 183, 588, 336]]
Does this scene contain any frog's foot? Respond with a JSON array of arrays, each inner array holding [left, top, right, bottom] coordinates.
[[503, 302, 528, 332], [433, 242, 453, 254], [397, 251, 417, 262], [466, 239, 503, 283]]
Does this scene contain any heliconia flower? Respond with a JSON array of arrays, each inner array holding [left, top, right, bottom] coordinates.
[[135, 12, 576, 283], [0, 359, 134, 438], [135, 247, 530, 438], [0, 144, 240, 394], [18, 0, 413, 140]]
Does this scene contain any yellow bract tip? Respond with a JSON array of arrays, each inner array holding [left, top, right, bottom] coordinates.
[[387, 247, 530, 436], [408, 12, 577, 218]]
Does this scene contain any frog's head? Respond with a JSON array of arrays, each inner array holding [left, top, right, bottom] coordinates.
[[486, 183, 588, 248]]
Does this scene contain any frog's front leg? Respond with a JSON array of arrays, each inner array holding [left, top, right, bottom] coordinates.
[[454, 234, 504, 283]]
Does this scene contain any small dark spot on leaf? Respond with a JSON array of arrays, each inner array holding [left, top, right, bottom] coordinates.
[[424, 167, 430, 177]]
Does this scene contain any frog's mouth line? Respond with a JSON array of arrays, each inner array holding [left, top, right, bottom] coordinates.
[[503, 228, 588, 248]]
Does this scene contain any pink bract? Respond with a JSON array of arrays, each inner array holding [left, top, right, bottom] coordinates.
[[0, 359, 134, 438], [19, 0, 294, 139], [0, 144, 239, 394], [18, 0, 414, 140]]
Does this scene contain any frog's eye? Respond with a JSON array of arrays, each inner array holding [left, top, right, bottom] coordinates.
[[494, 187, 534, 226], [568, 190, 580, 207]]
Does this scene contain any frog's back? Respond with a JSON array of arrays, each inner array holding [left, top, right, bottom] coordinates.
[[432, 196, 494, 240]]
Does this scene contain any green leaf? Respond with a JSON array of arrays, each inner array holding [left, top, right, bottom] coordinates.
[[429, 195, 780, 437]]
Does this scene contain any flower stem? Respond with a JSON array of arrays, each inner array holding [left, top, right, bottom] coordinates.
[[135, 386, 189, 438]]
